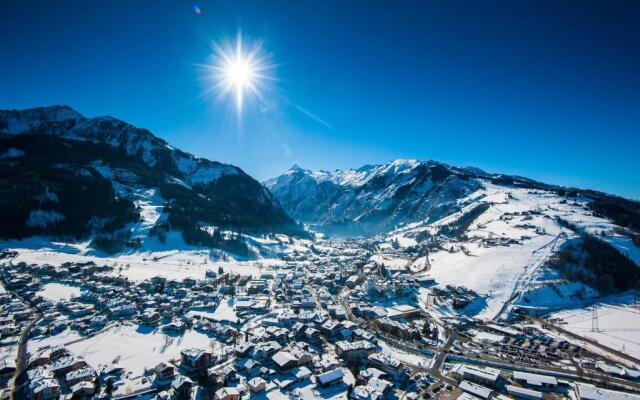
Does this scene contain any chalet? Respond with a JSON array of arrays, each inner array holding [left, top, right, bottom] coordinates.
[[251, 341, 282, 360], [317, 356, 341, 372], [154, 362, 175, 381], [70, 381, 94, 398], [367, 353, 402, 375], [31, 380, 60, 400], [304, 327, 321, 342], [290, 346, 313, 366], [171, 375, 194, 399], [140, 309, 161, 325], [234, 342, 254, 357], [248, 377, 267, 393], [52, 356, 87, 377], [65, 367, 95, 386], [335, 340, 376, 361], [353, 328, 377, 343], [292, 366, 312, 382], [317, 368, 345, 387], [214, 387, 241, 400], [321, 319, 342, 337], [272, 351, 298, 371], [181, 348, 212, 370], [235, 358, 260, 376]]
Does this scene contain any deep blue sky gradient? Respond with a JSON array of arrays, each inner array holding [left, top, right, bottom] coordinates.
[[1, 1, 639, 198]]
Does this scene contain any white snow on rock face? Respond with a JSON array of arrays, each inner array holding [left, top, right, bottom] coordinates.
[[0, 105, 239, 185], [265, 160, 482, 234], [187, 164, 240, 185], [0, 105, 83, 134], [26, 210, 64, 228]]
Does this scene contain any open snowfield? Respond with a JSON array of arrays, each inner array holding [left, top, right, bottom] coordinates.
[[29, 327, 85, 350], [379, 340, 434, 369], [420, 233, 563, 320], [603, 236, 640, 268], [0, 236, 298, 283], [36, 282, 82, 302], [547, 293, 640, 359], [408, 185, 634, 320], [187, 297, 238, 323], [66, 323, 218, 376]]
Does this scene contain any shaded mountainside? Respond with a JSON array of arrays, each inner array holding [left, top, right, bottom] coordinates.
[[266, 159, 640, 237], [0, 105, 305, 253], [265, 160, 485, 236]]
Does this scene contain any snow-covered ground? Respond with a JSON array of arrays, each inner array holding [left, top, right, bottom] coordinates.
[[187, 298, 239, 323], [547, 292, 640, 359], [603, 236, 640, 268], [0, 342, 17, 368], [401, 184, 637, 320], [36, 282, 82, 302], [378, 340, 433, 369], [66, 323, 218, 376], [0, 236, 304, 283], [29, 327, 85, 350]]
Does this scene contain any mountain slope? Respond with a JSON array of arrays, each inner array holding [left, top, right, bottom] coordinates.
[[264, 160, 484, 235], [266, 159, 640, 238], [0, 105, 304, 254], [375, 183, 640, 320]]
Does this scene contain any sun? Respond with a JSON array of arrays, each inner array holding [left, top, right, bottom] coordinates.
[[201, 33, 272, 114]]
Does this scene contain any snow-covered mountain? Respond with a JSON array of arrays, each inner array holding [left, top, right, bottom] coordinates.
[[265, 159, 640, 319], [379, 183, 640, 320], [0, 105, 241, 186], [0, 105, 304, 255], [265, 160, 490, 235], [266, 159, 640, 238]]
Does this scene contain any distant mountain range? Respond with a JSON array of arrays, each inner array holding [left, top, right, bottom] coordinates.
[[265, 160, 640, 236], [2, 104, 638, 257], [0, 105, 304, 254]]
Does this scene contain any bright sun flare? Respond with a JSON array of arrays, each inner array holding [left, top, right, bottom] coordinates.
[[202, 34, 271, 114]]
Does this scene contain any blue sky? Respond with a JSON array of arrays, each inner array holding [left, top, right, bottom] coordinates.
[[1, 1, 639, 199]]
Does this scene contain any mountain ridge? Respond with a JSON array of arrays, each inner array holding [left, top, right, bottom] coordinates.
[[265, 159, 640, 237], [0, 105, 305, 255]]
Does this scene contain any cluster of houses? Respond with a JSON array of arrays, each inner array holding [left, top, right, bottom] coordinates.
[[0, 254, 422, 399], [1, 242, 640, 400], [0, 289, 31, 386]]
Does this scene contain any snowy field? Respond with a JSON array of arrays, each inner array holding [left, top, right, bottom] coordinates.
[[407, 185, 639, 320], [66, 323, 218, 376], [29, 327, 85, 350], [547, 293, 640, 359], [0, 235, 296, 283], [187, 297, 238, 323], [379, 340, 433, 369], [413, 187, 569, 319], [36, 282, 82, 302]]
